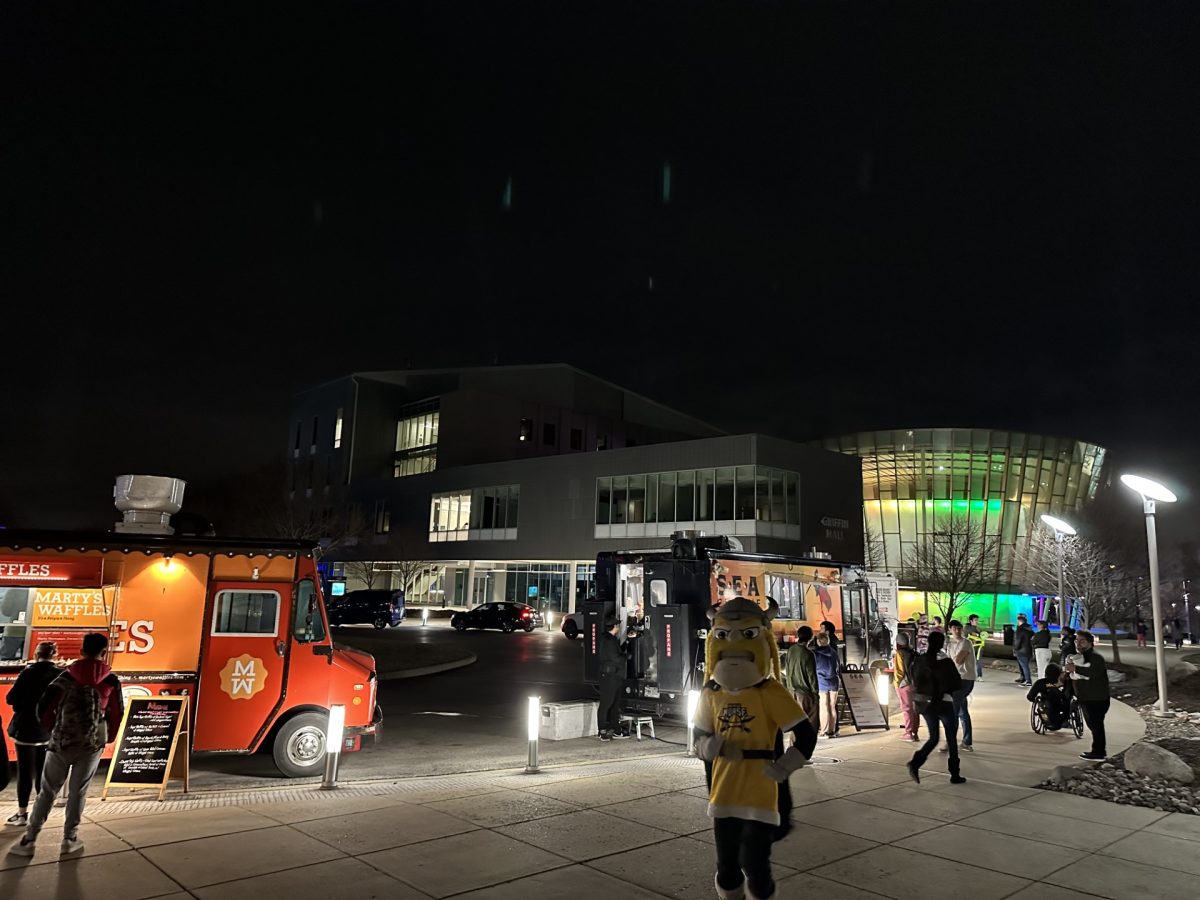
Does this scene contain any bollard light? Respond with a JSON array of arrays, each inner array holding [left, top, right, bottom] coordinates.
[[873, 672, 892, 724], [422, 606, 429, 627], [320, 704, 346, 790], [525, 696, 540, 773], [546, 611, 554, 632], [685, 689, 701, 757]]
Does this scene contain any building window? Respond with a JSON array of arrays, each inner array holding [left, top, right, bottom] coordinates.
[[543, 422, 557, 446], [570, 428, 583, 451], [394, 400, 440, 477], [311, 416, 319, 453], [293, 422, 302, 458], [333, 408, 343, 449], [519, 418, 534, 442], [374, 500, 391, 534], [431, 485, 519, 541]]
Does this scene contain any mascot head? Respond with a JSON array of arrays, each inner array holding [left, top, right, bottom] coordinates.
[[705, 596, 781, 691]]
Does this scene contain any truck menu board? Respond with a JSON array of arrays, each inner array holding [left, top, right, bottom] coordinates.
[[102, 696, 189, 801], [838, 670, 889, 731]]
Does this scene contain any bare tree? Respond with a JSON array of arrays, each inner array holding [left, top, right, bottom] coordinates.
[[901, 513, 1000, 624], [343, 558, 384, 590], [863, 521, 886, 571], [1017, 529, 1139, 665]]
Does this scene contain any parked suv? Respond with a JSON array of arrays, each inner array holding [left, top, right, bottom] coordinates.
[[328, 589, 405, 629], [451, 602, 543, 633]]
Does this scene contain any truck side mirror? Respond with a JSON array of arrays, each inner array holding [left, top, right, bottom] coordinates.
[[313, 644, 333, 663]]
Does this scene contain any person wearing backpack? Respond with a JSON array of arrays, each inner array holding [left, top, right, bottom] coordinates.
[[906, 630, 966, 786], [9, 632, 123, 858], [5, 641, 62, 828]]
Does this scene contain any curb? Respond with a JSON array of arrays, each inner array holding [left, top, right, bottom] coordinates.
[[378, 651, 477, 681]]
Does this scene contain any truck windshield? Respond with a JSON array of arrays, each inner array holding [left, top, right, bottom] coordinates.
[[293, 579, 327, 643]]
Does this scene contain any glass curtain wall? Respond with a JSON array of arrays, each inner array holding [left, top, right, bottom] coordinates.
[[824, 429, 1106, 594], [595, 466, 801, 527]]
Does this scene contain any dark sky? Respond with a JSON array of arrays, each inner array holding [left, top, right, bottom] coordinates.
[[4, 3, 1200, 546]]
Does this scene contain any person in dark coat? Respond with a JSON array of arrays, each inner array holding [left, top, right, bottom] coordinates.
[[1013, 614, 1034, 686], [597, 617, 631, 741], [5, 642, 61, 827], [906, 631, 966, 785]]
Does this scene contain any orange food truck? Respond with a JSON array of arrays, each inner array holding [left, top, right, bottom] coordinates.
[[0, 488, 380, 777]]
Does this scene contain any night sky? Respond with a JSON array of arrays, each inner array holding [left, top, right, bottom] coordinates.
[[4, 4, 1200, 545]]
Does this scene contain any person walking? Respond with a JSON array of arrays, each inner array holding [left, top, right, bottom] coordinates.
[[892, 632, 919, 742], [945, 620, 976, 753], [1172, 618, 1185, 651], [782, 625, 819, 732], [906, 631, 966, 785], [9, 632, 124, 857], [1013, 614, 1034, 687], [1067, 630, 1110, 761], [5, 642, 61, 828], [596, 617, 630, 741], [1031, 620, 1053, 681], [813, 633, 840, 738], [1135, 619, 1148, 649], [965, 614, 986, 680]]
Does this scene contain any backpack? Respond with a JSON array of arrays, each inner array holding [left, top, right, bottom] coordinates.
[[910, 654, 935, 713], [49, 675, 107, 755]]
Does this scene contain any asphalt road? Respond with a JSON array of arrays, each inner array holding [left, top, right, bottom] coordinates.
[[180, 621, 684, 791]]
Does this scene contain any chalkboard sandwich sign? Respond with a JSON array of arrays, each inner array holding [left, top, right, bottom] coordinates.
[[102, 695, 190, 801]]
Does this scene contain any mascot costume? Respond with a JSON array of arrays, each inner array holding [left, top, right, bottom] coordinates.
[[694, 597, 819, 900]]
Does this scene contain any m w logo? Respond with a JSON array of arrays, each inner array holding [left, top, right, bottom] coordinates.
[[219, 654, 269, 700]]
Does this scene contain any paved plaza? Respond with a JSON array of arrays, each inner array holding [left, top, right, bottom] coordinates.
[[0, 681, 1183, 899]]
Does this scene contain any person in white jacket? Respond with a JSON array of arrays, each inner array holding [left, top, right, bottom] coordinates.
[[944, 620, 977, 752]]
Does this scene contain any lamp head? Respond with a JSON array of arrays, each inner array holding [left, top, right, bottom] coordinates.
[[1039, 514, 1077, 536], [1120, 474, 1177, 503]]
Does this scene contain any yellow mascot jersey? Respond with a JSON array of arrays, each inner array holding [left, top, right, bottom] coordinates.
[[695, 679, 805, 825]]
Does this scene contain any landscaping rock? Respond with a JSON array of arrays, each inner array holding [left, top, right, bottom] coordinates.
[[1125, 741, 1196, 783], [1168, 661, 1199, 684], [1050, 765, 1082, 785]]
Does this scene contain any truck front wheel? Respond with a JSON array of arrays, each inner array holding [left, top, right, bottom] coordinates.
[[272, 712, 328, 777]]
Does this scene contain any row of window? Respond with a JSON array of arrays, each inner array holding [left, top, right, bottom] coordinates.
[[595, 466, 800, 526], [428, 485, 521, 542], [395, 404, 441, 478], [292, 410, 345, 457]]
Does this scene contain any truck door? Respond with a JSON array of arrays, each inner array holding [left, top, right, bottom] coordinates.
[[193, 582, 290, 751]]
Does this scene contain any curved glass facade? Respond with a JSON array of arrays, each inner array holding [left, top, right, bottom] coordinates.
[[822, 429, 1106, 617]]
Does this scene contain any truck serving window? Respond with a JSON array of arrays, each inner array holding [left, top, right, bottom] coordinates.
[[293, 580, 327, 643], [213, 590, 280, 636]]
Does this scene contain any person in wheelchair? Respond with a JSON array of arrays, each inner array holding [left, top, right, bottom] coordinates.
[[1027, 663, 1070, 731]]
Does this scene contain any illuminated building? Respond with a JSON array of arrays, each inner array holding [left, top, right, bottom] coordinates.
[[821, 429, 1107, 626]]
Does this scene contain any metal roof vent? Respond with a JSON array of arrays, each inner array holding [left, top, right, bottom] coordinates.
[[114, 475, 187, 535]]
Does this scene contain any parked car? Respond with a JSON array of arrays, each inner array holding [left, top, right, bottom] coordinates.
[[451, 602, 543, 633], [327, 589, 405, 629], [561, 612, 583, 640]]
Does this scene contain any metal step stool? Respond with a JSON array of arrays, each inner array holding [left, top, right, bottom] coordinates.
[[620, 714, 655, 740]]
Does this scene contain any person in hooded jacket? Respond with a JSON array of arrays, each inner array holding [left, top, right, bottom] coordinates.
[[5, 642, 62, 828], [813, 633, 841, 738], [906, 631, 966, 785], [9, 632, 123, 858]]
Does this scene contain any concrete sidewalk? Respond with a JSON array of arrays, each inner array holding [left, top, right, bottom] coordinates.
[[0, 683, 1175, 900]]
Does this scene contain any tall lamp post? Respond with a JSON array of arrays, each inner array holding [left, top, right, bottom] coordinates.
[[1040, 514, 1077, 625], [1120, 474, 1178, 718]]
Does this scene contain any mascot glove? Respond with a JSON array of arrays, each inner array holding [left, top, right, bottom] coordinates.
[[694, 733, 725, 761], [762, 746, 807, 783]]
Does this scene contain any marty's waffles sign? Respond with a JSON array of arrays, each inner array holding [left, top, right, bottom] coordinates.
[[219, 654, 268, 700], [31, 589, 113, 628]]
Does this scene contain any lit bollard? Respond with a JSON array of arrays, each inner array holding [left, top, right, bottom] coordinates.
[[421, 606, 429, 627], [320, 704, 346, 790], [546, 611, 554, 632], [874, 670, 890, 723], [525, 696, 541, 773], [685, 689, 701, 757]]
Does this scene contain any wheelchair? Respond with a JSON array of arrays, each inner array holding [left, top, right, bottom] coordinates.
[[1030, 692, 1085, 738]]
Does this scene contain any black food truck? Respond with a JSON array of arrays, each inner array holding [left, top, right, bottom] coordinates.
[[581, 533, 897, 718]]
